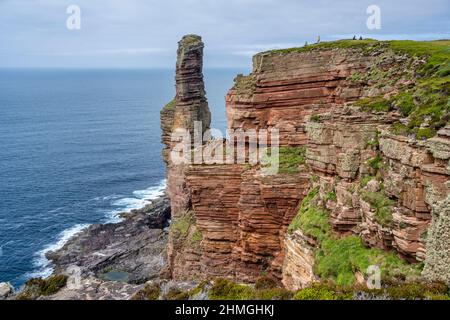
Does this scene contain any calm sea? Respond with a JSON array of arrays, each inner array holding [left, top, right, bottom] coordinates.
[[0, 68, 243, 287]]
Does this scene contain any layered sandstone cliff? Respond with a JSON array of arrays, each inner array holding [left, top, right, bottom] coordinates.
[[162, 37, 449, 288]]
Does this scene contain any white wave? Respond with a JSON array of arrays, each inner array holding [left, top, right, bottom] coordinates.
[[27, 223, 90, 279], [27, 179, 167, 279], [105, 179, 166, 223]]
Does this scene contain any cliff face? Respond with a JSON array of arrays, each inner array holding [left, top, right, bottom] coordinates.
[[161, 34, 211, 217], [162, 37, 450, 287]]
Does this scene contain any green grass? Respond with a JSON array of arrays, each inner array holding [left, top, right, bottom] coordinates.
[[288, 186, 419, 287], [324, 191, 337, 202], [16, 275, 68, 300], [171, 211, 204, 246], [263, 39, 380, 55], [131, 283, 161, 300], [263, 146, 306, 174], [266, 39, 449, 78], [366, 154, 383, 172], [310, 114, 322, 122], [288, 188, 329, 238], [293, 282, 352, 300], [171, 212, 194, 238], [391, 92, 415, 117], [388, 41, 450, 138], [209, 278, 255, 300], [204, 278, 449, 300], [208, 278, 292, 300], [388, 40, 450, 78], [360, 175, 374, 188], [360, 191, 395, 226], [315, 235, 422, 286], [385, 281, 450, 300], [162, 98, 176, 111], [270, 39, 449, 139], [191, 228, 203, 243], [293, 280, 449, 300], [354, 96, 392, 112], [165, 288, 191, 300]]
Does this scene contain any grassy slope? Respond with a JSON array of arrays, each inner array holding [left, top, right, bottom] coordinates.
[[288, 188, 422, 287]]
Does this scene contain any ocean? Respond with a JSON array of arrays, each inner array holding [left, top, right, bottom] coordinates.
[[0, 68, 244, 288]]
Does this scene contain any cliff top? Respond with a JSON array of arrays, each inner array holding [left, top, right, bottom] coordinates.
[[237, 39, 449, 140], [258, 39, 449, 76], [179, 34, 203, 47], [260, 39, 449, 56]]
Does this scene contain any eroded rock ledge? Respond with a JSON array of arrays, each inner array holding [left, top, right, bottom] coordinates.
[[18, 197, 171, 300]]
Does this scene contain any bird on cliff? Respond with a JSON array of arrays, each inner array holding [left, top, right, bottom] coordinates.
[[353, 35, 356, 40]]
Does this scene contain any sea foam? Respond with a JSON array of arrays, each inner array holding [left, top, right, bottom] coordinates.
[[28, 179, 167, 280], [27, 223, 89, 279]]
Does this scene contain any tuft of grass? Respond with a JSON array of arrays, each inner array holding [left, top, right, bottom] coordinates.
[[263, 146, 306, 174], [208, 278, 292, 300], [392, 92, 415, 117], [171, 211, 196, 239], [294, 282, 352, 300], [162, 98, 176, 111], [254, 288, 293, 300], [360, 175, 374, 188], [310, 114, 322, 122], [354, 96, 392, 112], [288, 188, 329, 239], [131, 283, 161, 300], [366, 154, 383, 172], [385, 281, 450, 300], [209, 278, 254, 300], [360, 190, 395, 226], [16, 275, 68, 300], [324, 191, 337, 202], [165, 288, 190, 300], [191, 228, 203, 243]]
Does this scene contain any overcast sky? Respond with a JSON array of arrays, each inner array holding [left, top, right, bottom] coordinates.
[[0, 0, 448, 68]]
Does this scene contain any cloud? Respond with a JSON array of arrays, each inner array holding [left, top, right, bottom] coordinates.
[[46, 48, 168, 56], [0, 0, 449, 68]]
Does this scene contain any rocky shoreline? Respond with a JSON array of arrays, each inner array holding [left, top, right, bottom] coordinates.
[[1, 195, 172, 300]]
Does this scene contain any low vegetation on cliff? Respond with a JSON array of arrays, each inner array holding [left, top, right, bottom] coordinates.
[[262, 146, 306, 174], [170, 211, 203, 244], [263, 39, 449, 140], [132, 278, 450, 300], [288, 188, 421, 287], [16, 275, 68, 300]]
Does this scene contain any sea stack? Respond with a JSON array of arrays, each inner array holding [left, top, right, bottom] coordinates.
[[160, 34, 211, 218]]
